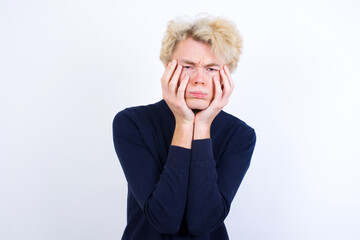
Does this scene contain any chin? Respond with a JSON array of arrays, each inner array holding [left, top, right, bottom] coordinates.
[[185, 99, 210, 110]]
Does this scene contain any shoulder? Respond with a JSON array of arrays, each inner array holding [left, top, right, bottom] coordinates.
[[211, 110, 256, 158], [214, 110, 256, 140], [113, 100, 164, 125], [113, 101, 160, 119], [212, 111, 256, 163]]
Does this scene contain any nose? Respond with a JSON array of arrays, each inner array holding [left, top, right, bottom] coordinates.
[[190, 67, 205, 85]]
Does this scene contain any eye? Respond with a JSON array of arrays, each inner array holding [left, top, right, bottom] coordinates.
[[207, 67, 219, 72], [183, 65, 193, 69]]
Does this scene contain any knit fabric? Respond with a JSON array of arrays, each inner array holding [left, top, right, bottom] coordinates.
[[112, 99, 256, 239]]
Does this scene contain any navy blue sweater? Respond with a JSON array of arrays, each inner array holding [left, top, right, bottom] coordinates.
[[112, 99, 256, 239]]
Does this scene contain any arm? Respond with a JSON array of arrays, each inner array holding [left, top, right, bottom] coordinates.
[[112, 59, 194, 235], [186, 127, 256, 236], [112, 111, 191, 234], [162, 59, 194, 149], [185, 65, 257, 235]]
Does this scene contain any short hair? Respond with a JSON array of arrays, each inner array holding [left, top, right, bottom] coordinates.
[[160, 15, 243, 73]]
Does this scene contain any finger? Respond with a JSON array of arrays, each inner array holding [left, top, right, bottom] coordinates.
[[168, 65, 183, 97], [220, 69, 232, 100], [212, 74, 223, 103], [177, 74, 189, 99], [161, 60, 178, 101], [224, 65, 235, 88], [161, 59, 177, 89], [204, 75, 223, 113], [221, 67, 231, 90], [197, 75, 221, 116]]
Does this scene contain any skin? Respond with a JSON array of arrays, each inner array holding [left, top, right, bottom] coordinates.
[[161, 37, 235, 149]]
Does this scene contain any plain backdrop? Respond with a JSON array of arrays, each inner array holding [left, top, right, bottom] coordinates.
[[1, 0, 360, 239]]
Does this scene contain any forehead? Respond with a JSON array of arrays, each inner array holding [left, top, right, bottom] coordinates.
[[172, 38, 225, 65]]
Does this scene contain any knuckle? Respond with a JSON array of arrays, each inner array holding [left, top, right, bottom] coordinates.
[[169, 81, 176, 88], [161, 76, 168, 82]]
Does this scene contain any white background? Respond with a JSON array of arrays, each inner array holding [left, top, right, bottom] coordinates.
[[1, 0, 360, 239]]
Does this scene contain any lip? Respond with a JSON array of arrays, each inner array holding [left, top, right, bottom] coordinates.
[[189, 91, 208, 98]]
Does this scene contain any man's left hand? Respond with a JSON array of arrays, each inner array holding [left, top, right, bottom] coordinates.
[[193, 65, 235, 139], [195, 65, 234, 125]]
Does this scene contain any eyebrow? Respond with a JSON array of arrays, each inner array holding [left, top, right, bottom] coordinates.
[[178, 59, 221, 68]]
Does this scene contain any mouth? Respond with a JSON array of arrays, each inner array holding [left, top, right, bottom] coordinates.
[[189, 91, 208, 98]]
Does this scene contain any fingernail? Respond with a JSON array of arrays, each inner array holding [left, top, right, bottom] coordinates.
[[172, 59, 176, 65]]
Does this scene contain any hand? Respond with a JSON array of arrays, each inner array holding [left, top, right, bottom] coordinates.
[[195, 65, 235, 126], [161, 59, 195, 126]]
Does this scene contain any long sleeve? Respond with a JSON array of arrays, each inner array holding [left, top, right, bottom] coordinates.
[[186, 126, 256, 236], [112, 110, 191, 235]]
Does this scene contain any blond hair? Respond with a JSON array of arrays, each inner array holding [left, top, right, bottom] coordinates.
[[160, 15, 243, 73]]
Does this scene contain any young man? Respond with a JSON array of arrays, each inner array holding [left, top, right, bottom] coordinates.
[[113, 16, 256, 239]]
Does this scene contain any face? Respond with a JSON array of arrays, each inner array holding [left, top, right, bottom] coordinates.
[[171, 37, 225, 110]]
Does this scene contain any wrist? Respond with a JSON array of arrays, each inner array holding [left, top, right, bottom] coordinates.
[[175, 122, 194, 131], [171, 123, 194, 149], [193, 122, 211, 140], [175, 115, 194, 126]]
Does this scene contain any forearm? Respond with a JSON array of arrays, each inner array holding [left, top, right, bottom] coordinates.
[[113, 110, 194, 234], [186, 139, 227, 236], [171, 121, 211, 148], [144, 146, 191, 234], [193, 122, 211, 140], [171, 123, 194, 149]]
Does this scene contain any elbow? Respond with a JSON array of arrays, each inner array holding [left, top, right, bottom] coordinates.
[[143, 205, 181, 235], [188, 221, 226, 236], [187, 223, 211, 236], [187, 217, 214, 236], [142, 196, 187, 234], [153, 220, 180, 235], [187, 206, 228, 236]]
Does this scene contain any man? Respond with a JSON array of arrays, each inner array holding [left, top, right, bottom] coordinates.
[[113, 15, 256, 240]]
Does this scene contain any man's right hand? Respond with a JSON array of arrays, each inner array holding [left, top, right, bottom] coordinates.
[[161, 59, 194, 149], [161, 59, 194, 126]]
